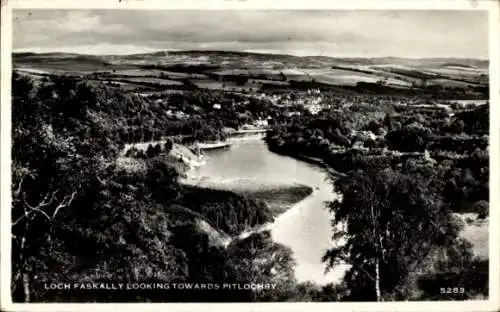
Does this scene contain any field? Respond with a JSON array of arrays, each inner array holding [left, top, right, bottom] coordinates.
[[12, 51, 489, 98], [457, 213, 489, 259], [114, 77, 184, 86]]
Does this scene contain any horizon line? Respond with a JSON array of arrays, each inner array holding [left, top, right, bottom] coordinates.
[[11, 48, 490, 61]]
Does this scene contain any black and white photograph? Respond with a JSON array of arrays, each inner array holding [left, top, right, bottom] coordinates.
[[1, 1, 499, 311]]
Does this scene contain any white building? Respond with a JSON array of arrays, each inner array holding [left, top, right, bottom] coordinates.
[[305, 104, 322, 115], [286, 111, 302, 117], [254, 119, 269, 127]]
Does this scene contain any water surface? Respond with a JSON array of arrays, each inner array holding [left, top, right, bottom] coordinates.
[[186, 135, 348, 284]]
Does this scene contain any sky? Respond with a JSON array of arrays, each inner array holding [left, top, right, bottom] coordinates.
[[12, 10, 489, 59]]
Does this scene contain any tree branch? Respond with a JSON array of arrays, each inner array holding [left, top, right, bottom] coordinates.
[[339, 254, 377, 284], [24, 190, 57, 210], [13, 174, 26, 198], [51, 190, 78, 219], [15, 188, 77, 225], [13, 214, 27, 226], [24, 204, 51, 221]]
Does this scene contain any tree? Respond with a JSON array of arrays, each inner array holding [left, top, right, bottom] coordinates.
[[323, 164, 467, 301], [11, 74, 117, 302], [144, 158, 180, 204], [473, 200, 488, 219], [386, 123, 431, 152], [225, 231, 298, 301], [164, 139, 174, 153]]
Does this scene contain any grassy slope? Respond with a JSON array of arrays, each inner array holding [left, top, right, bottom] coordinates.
[[12, 52, 488, 93]]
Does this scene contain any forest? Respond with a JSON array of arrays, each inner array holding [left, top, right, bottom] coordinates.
[[10, 72, 302, 302], [11, 70, 489, 302], [265, 100, 489, 300]]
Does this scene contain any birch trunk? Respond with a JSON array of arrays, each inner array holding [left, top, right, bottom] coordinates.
[[370, 199, 382, 302], [375, 258, 381, 302], [22, 273, 30, 303]]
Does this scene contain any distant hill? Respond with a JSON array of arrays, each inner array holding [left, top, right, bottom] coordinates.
[[440, 63, 474, 68], [11, 50, 489, 96], [12, 50, 489, 70], [13, 52, 111, 72]]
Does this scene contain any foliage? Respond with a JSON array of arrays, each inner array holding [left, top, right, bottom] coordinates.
[[177, 186, 273, 236], [386, 123, 432, 152], [323, 162, 471, 301], [225, 231, 298, 301], [11, 69, 489, 302], [11, 72, 293, 302]]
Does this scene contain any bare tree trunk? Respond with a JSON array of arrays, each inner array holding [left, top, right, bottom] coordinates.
[[22, 273, 30, 303], [370, 199, 382, 302], [375, 258, 382, 301]]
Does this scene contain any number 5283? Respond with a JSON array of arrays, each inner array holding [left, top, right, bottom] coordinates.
[[440, 287, 465, 294]]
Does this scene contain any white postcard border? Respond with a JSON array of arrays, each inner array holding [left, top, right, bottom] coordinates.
[[1, 1, 498, 312]]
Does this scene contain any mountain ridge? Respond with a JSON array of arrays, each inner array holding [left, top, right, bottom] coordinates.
[[12, 49, 489, 65]]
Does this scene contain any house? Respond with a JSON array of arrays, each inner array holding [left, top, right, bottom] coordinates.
[[191, 105, 202, 112], [305, 104, 322, 115], [254, 119, 269, 128], [307, 89, 321, 95], [286, 111, 302, 117]]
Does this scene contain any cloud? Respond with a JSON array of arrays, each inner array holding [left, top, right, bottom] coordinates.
[[12, 10, 488, 58]]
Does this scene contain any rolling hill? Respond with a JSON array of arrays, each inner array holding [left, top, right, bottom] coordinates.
[[12, 50, 489, 97]]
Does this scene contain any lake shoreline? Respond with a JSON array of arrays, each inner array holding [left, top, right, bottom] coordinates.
[[264, 141, 347, 178], [177, 135, 348, 285], [176, 135, 328, 239], [264, 136, 489, 261]]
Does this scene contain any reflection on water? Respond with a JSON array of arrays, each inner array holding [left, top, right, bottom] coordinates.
[[188, 136, 348, 285]]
